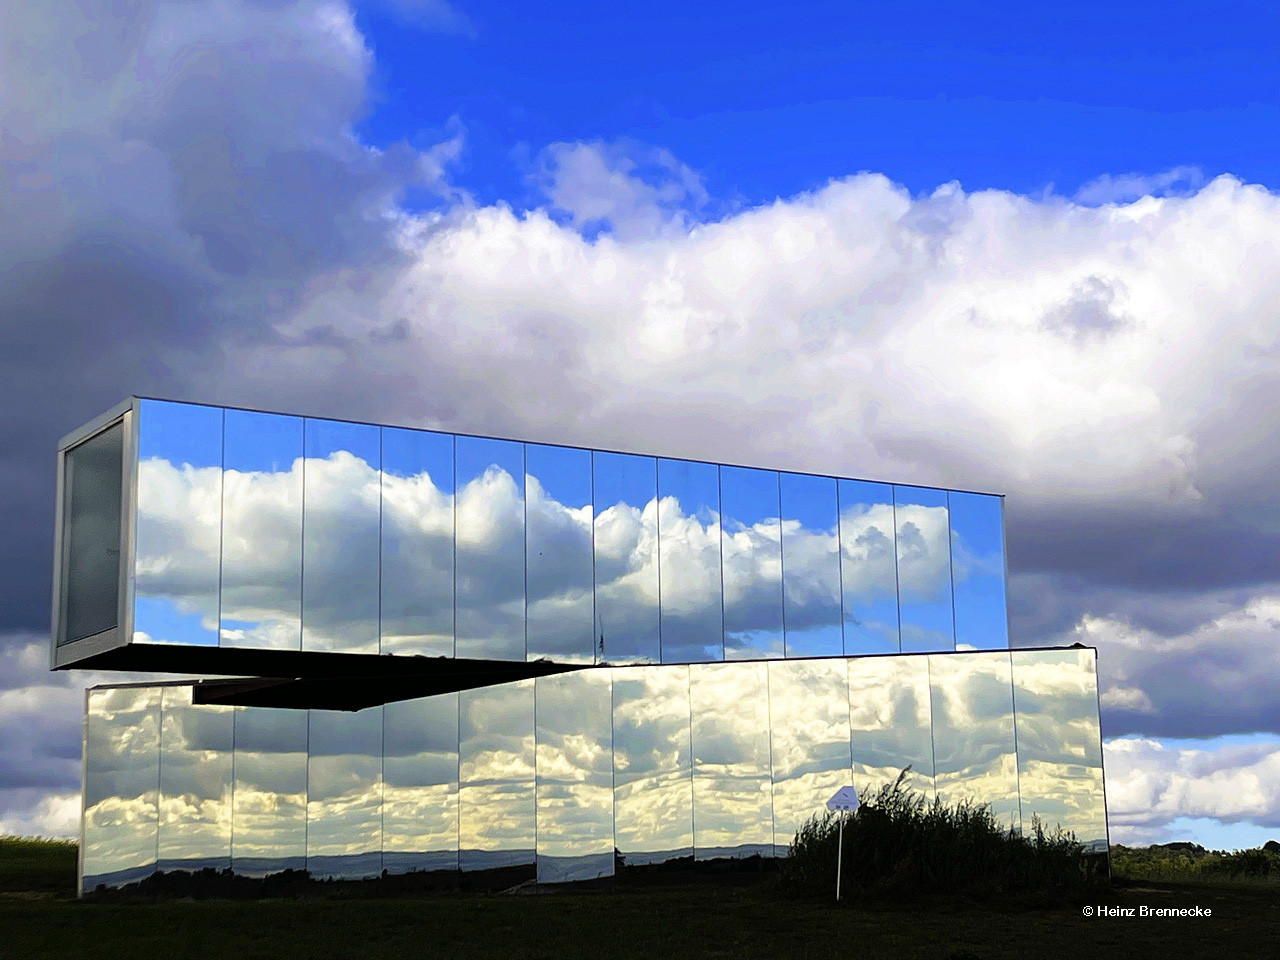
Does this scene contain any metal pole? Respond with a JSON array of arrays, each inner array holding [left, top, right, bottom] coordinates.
[[836, 813, 845, 902]]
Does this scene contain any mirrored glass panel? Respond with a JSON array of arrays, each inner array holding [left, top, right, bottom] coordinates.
[[536, 671, 614, 882], [307, 706, 383, 878], [779, 473, 842, 658], [768, 660, 852, 855], [689, 661, 773, 859], [134, 401, 222, 647], [83, 687, 160, 889], [593, 451, 660, 664], [61, 422, 123, 643], [459, 679, 535, 872], [895, 486, 955, 653], [612, 665, 693, 867], [383, 692, 460, 875], [1011, 649, 1107, 850], [158, 687, 232, 873], [657, 459, 723, 663], [302, 419, 380, 654], [848, 655, 934, 800], [720, 467, 784, 660], [526, 444, 594, 663], [220, 410, 303, 650], [380, 427, 454, 657], [949, 492, 1008, 650], [837, 479, 899, 655], [231, 706, 307, 876], [456, 437, 525, 660], [929, 653, 1020, 830]]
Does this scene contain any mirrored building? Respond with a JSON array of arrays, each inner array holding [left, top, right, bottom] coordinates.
[[54, 398, 1106, 894]]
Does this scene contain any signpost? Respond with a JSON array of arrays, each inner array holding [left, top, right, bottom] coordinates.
[[826, 786, 859, 902]]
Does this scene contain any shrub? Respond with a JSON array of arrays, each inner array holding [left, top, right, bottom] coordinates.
[[781, 770, 1094, 900]]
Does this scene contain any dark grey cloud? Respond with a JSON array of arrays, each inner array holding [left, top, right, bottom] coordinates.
[[3, 0, 1280, 844], [0, 0, 438, 635]]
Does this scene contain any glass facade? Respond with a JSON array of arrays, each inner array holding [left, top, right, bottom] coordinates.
[[60, 397, 1103, 898], [62, 397, 1013, 665], [81, 650, 1108, 890]]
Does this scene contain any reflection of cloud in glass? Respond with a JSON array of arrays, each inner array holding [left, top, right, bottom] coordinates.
[[456, 438, 526, 661], [302, 419, 380, 655], [612, 665, 693, 863], [690, 661, 774, 857], [84, 648, 1106, 886], [383, 694, 459, 872], [536, 672, 613, 880], [132, 405, 1008, 664], [231, 706, 307, 876], [526, 445, 594, 663], [83, 687, 160, 886], [1012, 649, 1107, 846], [929, 653, 1019, 827], [158, 686, 232, 869], [780, 473, 842, 658], [219, 410, 303, 650], [721, 467, 784, 660], [768, 659, 851, 852], [593, 452, 660, 664], [306, 706, 383, 878], [460, 680, 535, 866], [896, 489, 955, 653], [848, 656, 935, 798], [658, 459, 723, 663], [380, 433, 454, 655], [838, 479, 899, 654], [134, 400, 223, 647]]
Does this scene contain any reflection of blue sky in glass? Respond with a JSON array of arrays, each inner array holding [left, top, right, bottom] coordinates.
[[720, 466, 783, 660], [528, 444, 591, 508], [305, 417, 379, 463], [780, 473, 842, 657], [137, 399, 222, 468], [838, 479, 899, 655], [220, 410, 303, 650], [134, 400, 223, 646], [593, 451, 659, 664], [527, 444, 594, 663], [658, 458, 723, 663], [381, 426, 453, 489], [950, 492, 1008, 650], [895, 486, 955, 653], [222, 409, 302, 473]]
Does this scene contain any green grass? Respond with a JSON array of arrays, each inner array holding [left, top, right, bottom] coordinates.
[[0, 836, 77, 895], [1113, 843, 1280, 885], [5, 836, 1280, 960]]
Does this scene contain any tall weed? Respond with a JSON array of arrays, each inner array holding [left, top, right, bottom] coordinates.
[[781, 770, 1095, 899]]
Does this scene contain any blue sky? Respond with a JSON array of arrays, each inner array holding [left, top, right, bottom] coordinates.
[[2, 0, 1280, 851], [354, 0, 1278, 210]]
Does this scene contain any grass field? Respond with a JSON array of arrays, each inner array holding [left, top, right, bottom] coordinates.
[[4, 838, 1279, 960]]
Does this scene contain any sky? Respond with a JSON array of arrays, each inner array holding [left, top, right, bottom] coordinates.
[[1, 0, 1279, 849]]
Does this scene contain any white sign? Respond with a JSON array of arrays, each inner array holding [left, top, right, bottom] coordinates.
[[826, 785, 860, 812]]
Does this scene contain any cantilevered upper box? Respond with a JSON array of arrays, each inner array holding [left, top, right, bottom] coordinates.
[[53, 398, 1009, 696]]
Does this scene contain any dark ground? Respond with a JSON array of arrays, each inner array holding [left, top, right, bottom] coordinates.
[[4, 838, 1278, 960]]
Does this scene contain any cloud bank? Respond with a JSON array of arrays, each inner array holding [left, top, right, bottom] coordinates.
[[3, 0, 1279, 846]]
